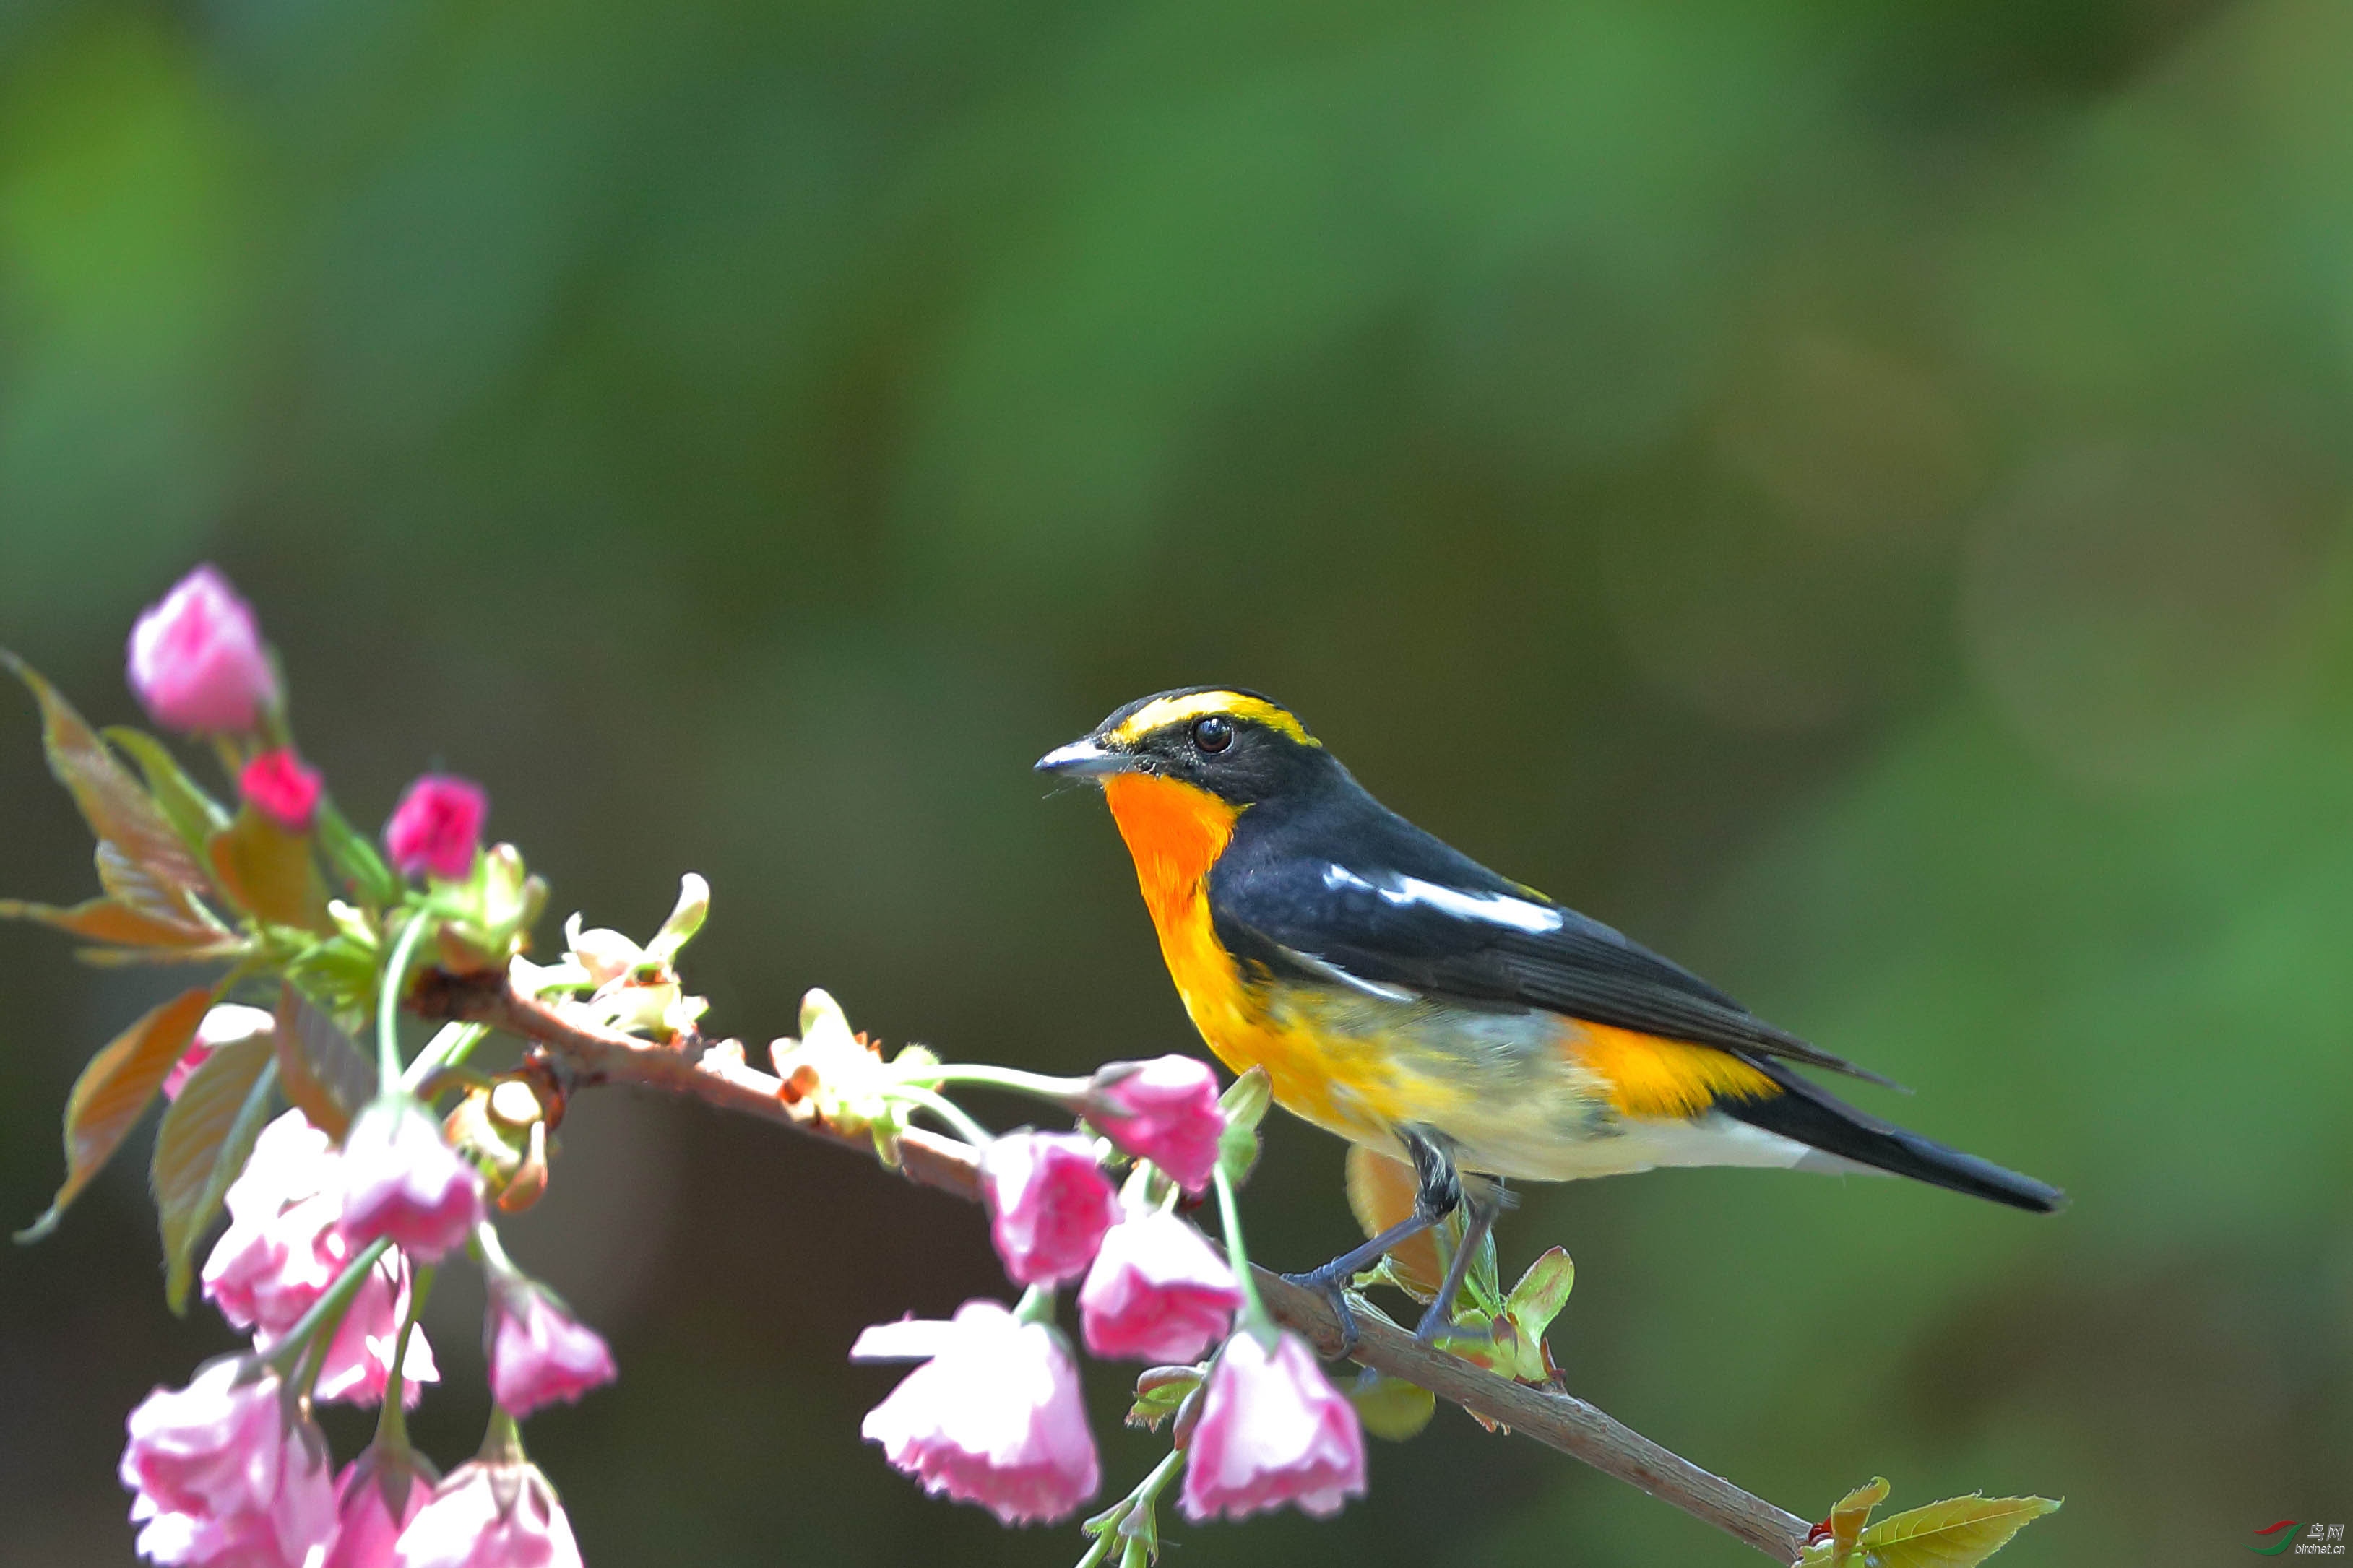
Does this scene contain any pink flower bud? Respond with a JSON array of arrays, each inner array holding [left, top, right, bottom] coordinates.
[[854, 1300, 1099, 1524], [126, 565, 278, 734], [118, 1358, 337, 1568], [1178, 1330, 1367, 1522], [487, 1283, 616, 1418], [1078, 1210, 1242, 1362], [166, 1005, 275, 1102], [1089, 1056, 1225, 1192], [325, 1447, 436, 1568], [977, 1132, 1118, 1286], [383, 776, 488, 882], [392, 1456, 580, 1568], [337, 1096, 485, 1264], [241, 750, 324, 833]]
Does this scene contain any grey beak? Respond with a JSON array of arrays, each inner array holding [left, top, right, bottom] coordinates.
[[1034, 737, 1131, 778]]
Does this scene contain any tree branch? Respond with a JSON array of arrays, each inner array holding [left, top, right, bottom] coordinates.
[[413, 970, 1813, 1564]]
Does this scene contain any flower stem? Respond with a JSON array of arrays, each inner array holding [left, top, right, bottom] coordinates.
[[891, 1062, 1092, 1103], [1013, 1283, 1057, 1327], [401, 1021, 488, 1094], [881, 1083, 994, 1148], [374, 1264, 436, 1450], [267, 1236, 394, 1387], [478, 1404, 529, 1467], [1212, 1162, 1272, 1340], [377, 909, 434, 1094]]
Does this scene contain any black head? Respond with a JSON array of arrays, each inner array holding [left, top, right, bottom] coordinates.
[[1034, 686, 1337, 805]]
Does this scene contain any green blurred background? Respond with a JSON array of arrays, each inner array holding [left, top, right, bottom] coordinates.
[[3, 0, 2351, 1561]]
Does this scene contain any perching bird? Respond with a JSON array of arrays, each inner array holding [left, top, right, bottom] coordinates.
[[1037, 687, 2063, 1348]]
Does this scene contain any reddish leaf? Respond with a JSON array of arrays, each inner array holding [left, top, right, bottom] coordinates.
[[103, 726, 230, 854], [272, 984, 376, 1141], [207, 810, 332, 934], [15, 987, 215, 1242], [3, 654, 208, 901], [0, 895, 223, 949], [152, 1029, 276, 1313]]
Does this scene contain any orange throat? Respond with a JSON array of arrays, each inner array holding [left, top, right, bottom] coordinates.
[[1100, 774, 1251, 1049]]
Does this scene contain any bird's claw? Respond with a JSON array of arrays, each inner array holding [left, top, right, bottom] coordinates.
[[1279, 1268, 1362, 1359]]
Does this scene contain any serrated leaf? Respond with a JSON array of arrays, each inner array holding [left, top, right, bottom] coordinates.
[[153, 1031, 276, 1312], [0, 894, 225, 950], [1348, 1369, 1436, 1441], [1502, 1247, 1575, 1347], [207, 810, 332, 934], [1345, 1145, 1441, 1301], [15, 987, 215, 1242], [1125, 1368, 1201, 1431], [104, 727, 230, 853], [1826, 1477, 1892, 1567], [1850, 1495, 2060, 1568], [272, 984, 376, 1140], [3, 654, 209, 900]]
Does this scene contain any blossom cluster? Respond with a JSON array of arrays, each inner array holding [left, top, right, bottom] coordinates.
[[12, 567, 618, 1567], [847, 1047, 1368, 1546], [8, 564, 1385, 1568]]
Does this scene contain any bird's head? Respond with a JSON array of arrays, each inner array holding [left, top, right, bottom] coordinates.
[[1035, 687, 1333, 807]]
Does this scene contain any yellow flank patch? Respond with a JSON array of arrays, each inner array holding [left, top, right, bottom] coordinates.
[[1108, 690, 1321, 748], [1571, 1021, 1778, 1119]]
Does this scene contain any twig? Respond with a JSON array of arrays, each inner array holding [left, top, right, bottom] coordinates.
[[413, 970, 1813, 1564]]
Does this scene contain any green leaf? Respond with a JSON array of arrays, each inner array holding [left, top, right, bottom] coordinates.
[[272, 984, 376, 1140], [152, 1030, 277, 1313], [1501, 1247, 1575, 1346], [1347, 1369, 1436, 1442], [1816, 1494, 2062, 1568], [1214, 1065, 1271, 1189], [1125, 1366, 1202, 1431], [15, 986, 215, 1242], [3, 654, 209, 903], [284, 935, 382, 1014], [1827, 1477, 1892, 1567], [314, 800, 400, 906], [103, 727, 230, 854], [207, 808, 332, 934]]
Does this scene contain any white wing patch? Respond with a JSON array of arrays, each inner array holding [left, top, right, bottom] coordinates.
[[1276, 944, 1420, 1003], [1321, 863, 1564, 935]]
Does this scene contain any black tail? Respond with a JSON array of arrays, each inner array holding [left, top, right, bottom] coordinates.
[[1721, 1062, 2066, 1214]]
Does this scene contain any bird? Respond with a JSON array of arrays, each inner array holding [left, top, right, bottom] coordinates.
[[1036, 686, 2063, 1349]]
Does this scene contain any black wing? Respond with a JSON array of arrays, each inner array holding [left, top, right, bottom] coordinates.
[[1209, 794, 1894, 1086]]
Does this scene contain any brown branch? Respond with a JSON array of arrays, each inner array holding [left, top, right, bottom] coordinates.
[[415, 971, 1814, 1564]]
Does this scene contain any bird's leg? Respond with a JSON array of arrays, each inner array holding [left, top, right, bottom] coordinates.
[[1281, 1126, 1460, 1358], [1412, 1181, 1501, 1344]]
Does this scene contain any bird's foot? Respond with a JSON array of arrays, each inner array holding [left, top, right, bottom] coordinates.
[[1279, 1265, 1362, 1359], [1412, 1296, 1501, 1348]]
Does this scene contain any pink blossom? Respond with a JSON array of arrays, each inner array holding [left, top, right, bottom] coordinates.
[[1090, 1056, 1225, 1192], [978, 1132, 1118, 1286], [203, 1112, 438, 1408], [1178, 1330, 1366, 1522], [325, 1449, 436, 1568], [337, 1096, 485, 1263], [854, 1300, 1098, 1525], [487, 1283, 617, 1418], [118, 1358, 337, 1568], [166, 1005, 275, 1102], [242, 750, 324, 833], [392, 1457, 580, 1568], [383, 776, 487, 881], [1078, 1210, 1242, 1362], [126, 565, 278, 734]]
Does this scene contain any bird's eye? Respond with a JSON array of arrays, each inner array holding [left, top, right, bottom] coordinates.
[[1192, 715, 1235, 755]]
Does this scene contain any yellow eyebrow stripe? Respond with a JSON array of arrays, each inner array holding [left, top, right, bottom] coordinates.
[[1109, 691, 1321, 748]]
